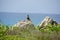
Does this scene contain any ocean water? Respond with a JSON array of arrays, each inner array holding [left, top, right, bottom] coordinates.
[[0, 12, 60, 26]]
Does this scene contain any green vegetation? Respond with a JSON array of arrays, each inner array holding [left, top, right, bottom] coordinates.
[[0, 24, 60, 40]]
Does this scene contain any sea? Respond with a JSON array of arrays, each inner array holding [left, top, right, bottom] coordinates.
[[0, 12, 60, 26]]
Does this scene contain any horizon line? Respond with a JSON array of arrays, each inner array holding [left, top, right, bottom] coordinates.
[[0, 12, 60, 14]]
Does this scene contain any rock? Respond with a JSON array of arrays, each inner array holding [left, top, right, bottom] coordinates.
[[13, 15, 34, 29], [37, 16, 58, 29], [16, 20, 34, 27]]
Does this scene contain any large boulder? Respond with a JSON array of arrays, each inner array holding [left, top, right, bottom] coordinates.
[[16, 20, 34, 28], [13, 15, 34, 29], [37, 16, 58, 29]]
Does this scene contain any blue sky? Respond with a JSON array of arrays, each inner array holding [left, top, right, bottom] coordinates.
[[0, 0, 60, 13]]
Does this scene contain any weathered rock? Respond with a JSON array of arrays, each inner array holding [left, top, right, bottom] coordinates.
[[37, 16, 58, 29], [13, 15, 34, 29]]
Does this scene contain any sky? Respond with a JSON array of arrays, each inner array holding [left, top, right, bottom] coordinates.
[[0, 0, 60, 25], [0, 0, 60, 13]]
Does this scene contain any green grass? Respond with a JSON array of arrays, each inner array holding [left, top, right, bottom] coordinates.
[[0, 24, 60, 40]]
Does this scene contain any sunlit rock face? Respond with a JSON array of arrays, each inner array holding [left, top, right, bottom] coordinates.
[[14, 15, 34, 29], [16, 20, 34, 27], [38, 16, 58, 29]]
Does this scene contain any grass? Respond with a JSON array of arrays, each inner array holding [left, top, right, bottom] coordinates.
[[0, 24, 60, 40]]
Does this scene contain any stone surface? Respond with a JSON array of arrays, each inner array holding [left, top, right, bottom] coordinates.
[[16, 20, 34, 27], [13, 15, 34, 29], [37, 16, 58, 29]]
